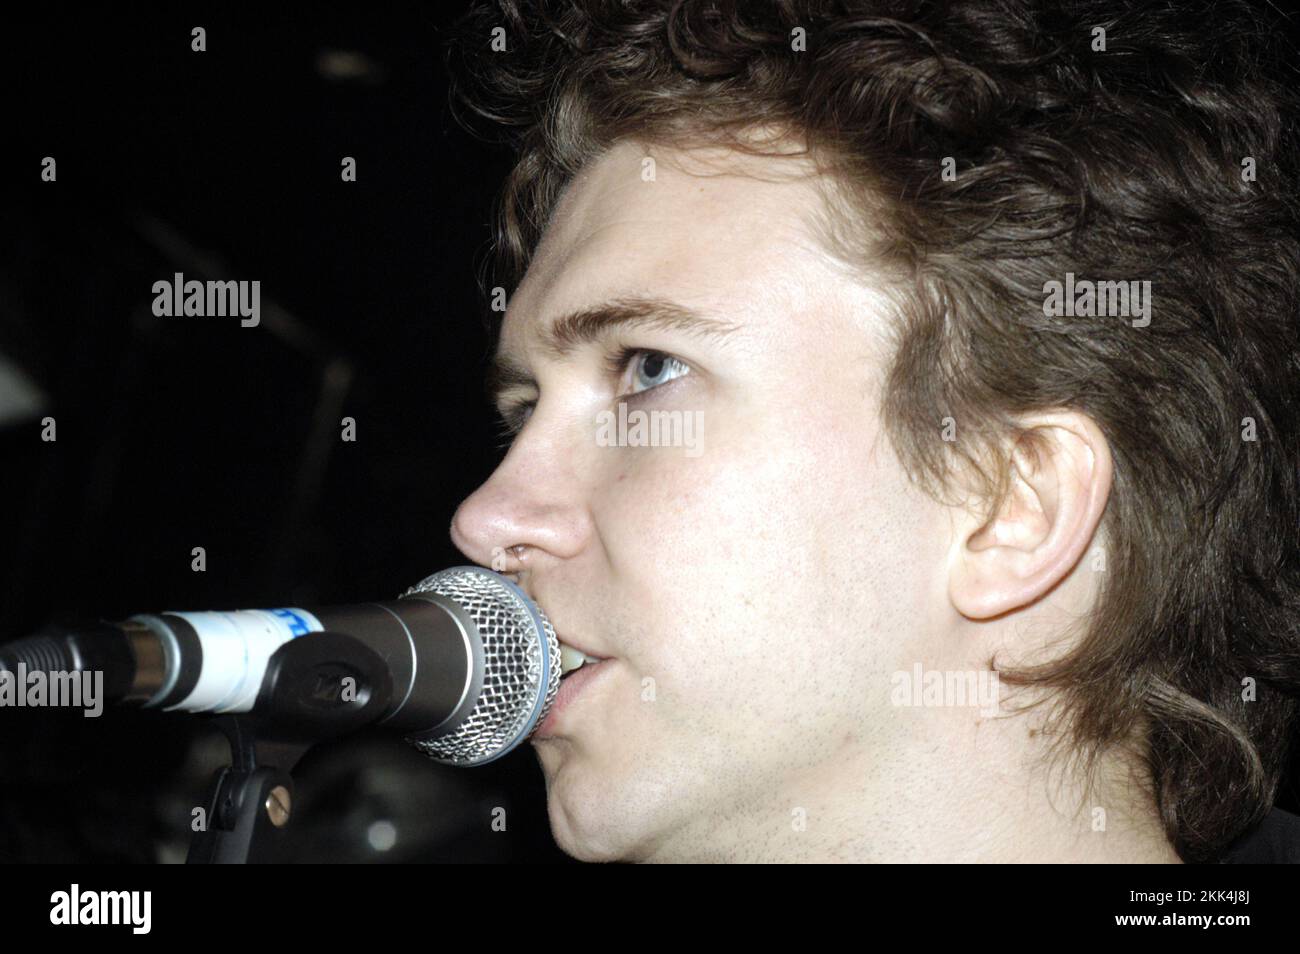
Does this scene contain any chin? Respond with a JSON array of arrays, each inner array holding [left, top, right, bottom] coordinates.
[[535, 732, 673, 862], [547, 797, 630, 863], [541, 764, 644, 863]]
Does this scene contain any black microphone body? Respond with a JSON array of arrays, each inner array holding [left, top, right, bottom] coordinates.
[[2, 598, 476, 734], [0, 567, 563, 766]]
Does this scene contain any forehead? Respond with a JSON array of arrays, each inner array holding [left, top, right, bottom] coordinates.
[[498, 138, 845, 353]]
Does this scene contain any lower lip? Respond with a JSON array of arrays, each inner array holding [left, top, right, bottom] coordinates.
[[534, 659, 614, 738]]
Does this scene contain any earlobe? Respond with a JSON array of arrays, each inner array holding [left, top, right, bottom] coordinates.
[[948, 412, 1112, 620]]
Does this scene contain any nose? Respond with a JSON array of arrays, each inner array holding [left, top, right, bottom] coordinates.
[[449, 442, 591, 575]]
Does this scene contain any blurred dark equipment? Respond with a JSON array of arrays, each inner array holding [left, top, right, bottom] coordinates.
[[0, 5, 567, 863]]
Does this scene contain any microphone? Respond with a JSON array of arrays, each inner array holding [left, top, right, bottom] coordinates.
[[0, 566, 561, 766]]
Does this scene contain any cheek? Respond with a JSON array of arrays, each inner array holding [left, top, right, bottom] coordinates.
[[596, 401, 945, 687], [594, 422, 805, 594], [588, 425, 845, 699], [802, 428, 955, 676]]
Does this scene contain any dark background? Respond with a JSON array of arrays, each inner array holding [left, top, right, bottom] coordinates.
[[1, 3, 1296, 864], [0, 3, 571, 862]]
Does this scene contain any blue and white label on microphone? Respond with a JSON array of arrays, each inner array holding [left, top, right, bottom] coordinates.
[[269, 607, 318, 637], [167, 608, 324, 714]]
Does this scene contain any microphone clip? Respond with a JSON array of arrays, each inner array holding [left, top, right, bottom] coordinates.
[[186, 631, 394, 864]]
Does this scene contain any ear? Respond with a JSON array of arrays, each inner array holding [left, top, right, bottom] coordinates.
[[948, 411, 1112, 619]]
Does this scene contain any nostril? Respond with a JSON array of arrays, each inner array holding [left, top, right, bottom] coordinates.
[[488, 544, 529, 574]]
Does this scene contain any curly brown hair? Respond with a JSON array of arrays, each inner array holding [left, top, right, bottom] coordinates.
[[444, 0, 1300, 862]]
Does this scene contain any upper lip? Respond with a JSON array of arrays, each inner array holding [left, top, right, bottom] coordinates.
[[555, 631, 611, 660], [517, 581, 613, 659]]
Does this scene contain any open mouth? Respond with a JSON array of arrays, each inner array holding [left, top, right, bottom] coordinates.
[[559, 642, 605, 679]]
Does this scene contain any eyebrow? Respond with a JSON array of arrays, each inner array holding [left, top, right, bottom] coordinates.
[[486, 295, 740, 405]]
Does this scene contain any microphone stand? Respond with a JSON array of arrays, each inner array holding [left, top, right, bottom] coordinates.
[[186, 632, 394, 864]]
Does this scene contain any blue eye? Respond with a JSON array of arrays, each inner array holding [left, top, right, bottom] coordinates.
[[496, 348, 691, 445], [626, 349, 691, 394]]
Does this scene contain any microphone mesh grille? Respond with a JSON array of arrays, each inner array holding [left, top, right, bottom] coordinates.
[[401, 566, 560, 766]]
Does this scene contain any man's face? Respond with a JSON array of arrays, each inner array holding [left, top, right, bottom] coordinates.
[[450, 138, 958, 862]]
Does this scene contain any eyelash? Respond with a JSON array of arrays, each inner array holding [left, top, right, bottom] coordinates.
[[495, 346, 691, 444], [603, 346, 691, 391]]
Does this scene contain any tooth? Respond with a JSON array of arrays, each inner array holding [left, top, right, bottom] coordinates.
[[560, 644, 587, 675]]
